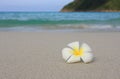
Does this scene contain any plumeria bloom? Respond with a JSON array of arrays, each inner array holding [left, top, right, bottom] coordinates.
[[62, 41, 93, 63]]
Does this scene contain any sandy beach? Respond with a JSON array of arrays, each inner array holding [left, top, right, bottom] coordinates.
[[0, 31, 120, 79]]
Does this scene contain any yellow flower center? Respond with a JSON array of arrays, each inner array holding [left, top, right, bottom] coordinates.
[[71, 47, 84, 56]]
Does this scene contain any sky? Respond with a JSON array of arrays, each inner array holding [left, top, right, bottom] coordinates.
[[0, 0, 73, 11]]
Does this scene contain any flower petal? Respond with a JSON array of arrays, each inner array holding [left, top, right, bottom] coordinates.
[[67, 41, 79, 50], [81, 52, 93, 63], [66, 55, 81, 63], [80, 43, 92, 52], [62, 48, 73, 60]]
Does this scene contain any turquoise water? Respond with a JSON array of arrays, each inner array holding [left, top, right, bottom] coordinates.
[[0, 12, 120, 31]]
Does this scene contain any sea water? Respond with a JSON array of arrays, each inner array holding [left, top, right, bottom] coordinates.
[[0, 12, 120, 31]]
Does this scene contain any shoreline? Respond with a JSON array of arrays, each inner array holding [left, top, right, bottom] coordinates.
[[61, 10, 120, 12], [0, 28, 120, 32]]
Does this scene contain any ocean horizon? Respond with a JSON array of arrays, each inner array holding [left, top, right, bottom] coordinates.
[[0, 12, 120, 32]]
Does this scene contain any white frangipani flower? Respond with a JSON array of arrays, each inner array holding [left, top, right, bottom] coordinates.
[[62, 41, 94, 63]]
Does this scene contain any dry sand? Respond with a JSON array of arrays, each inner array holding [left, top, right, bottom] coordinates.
[[0, 31, 120, 79]]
